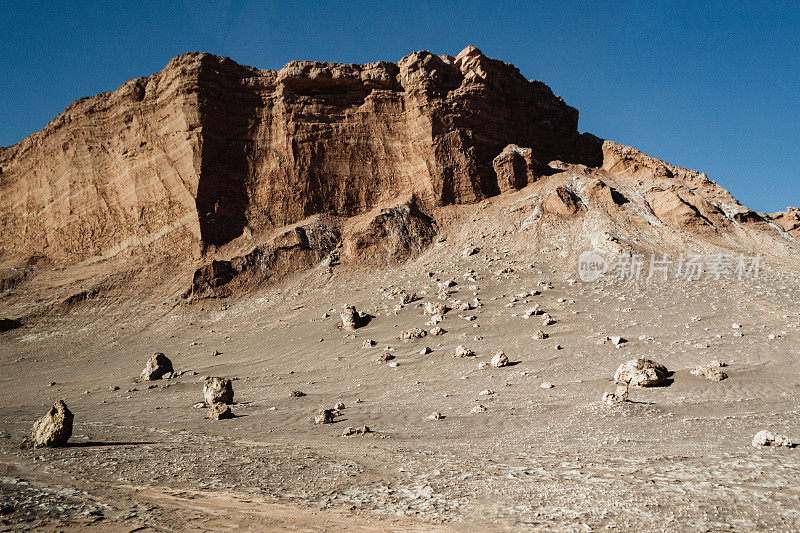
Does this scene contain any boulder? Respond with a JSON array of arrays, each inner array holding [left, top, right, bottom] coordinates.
[[490, 351, 509, 368], [206, 402, 234, 420], [492, 144, 542, 192], [139, 352, 174, 381], [614, 358, 670, 387], [22, 400, 73, 449], [340, 305, 362, 330], [204, 377, 234, 404], [752, 430, 794, 448], [314, 409, 335, 424], [454, 345, 475, 358]]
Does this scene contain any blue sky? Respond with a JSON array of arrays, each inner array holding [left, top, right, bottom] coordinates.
[[1, 1, 797, 213]]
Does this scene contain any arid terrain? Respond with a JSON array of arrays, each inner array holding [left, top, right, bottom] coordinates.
[[1, 47, 799, 531]]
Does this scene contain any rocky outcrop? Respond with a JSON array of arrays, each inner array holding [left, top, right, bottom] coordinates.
[[187, 216, 341, 298], [0, 46, 586, 267], [341, 200, 437, 266], [543, 186, 584, 217], [766, 207, 800, 238]]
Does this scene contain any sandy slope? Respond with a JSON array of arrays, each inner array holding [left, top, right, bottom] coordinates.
[[1, 186, 800, 531]]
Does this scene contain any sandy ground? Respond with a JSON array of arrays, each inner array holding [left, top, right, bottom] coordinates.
[[1, 195, 800, 531]]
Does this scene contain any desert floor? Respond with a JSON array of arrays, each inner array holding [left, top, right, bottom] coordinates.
[[2, 216, 799, 531]]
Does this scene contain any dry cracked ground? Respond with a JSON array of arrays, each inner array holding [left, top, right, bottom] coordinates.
[[2, 204, 800, 531]]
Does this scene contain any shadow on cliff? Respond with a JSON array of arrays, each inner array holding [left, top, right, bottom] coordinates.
[[195, 56, 259, 250]]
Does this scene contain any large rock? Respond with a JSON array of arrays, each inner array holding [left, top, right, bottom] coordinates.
[[139, 352, 174, 381], [340, 305, 362, 330], [614, 359, 670, 387], [204, 377, 234, 405], [22, 400, 73, 449], [492, 144, 541, 192]]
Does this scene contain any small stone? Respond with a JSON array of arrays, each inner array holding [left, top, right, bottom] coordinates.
[[470, 405, 487, 414], [430, 326, 446, 336], [290, 390, 306, 397], [427, 412, 445, 420], [363, 339, 377, 348], [379, 352, 395, 362], [690, 363, 728, 381], [420, 346, 432, 355], [422, 301, 448, 316], [532, 330, 548, 340], [540, 382, 554, 389], [334, 402, 345, 410]]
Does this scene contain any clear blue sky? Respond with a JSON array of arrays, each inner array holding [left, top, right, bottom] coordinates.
[[2, 1, 797, 213]]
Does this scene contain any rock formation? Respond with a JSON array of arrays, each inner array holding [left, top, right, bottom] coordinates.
[[0, 45, 585, 268], [1, 45, 797, 307]]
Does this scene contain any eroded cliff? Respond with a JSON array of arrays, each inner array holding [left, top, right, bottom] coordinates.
[[0, 46, 586, 266]]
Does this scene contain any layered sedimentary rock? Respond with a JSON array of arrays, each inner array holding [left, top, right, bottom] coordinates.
[[0, 46, 585, 266]]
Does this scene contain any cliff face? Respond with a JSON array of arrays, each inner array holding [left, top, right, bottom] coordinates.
[[0, 45, 585, 265]]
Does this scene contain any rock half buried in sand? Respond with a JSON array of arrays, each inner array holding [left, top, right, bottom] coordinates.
[[422, 301, 448, 316], [400, 327, 426, 341], [690, 361, 728, 381], [454, 345, 475, 358], [315, 409, 335, 424], [752, 430, 794, 448], [22, 400, 73, 449], [341, 426, 371, 436], [340, 305, 362, 330], [206, 402, 234, 420], [139, 352, 174, 381], [204, 377, 234, 405], [614, 358, 669, 387]]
